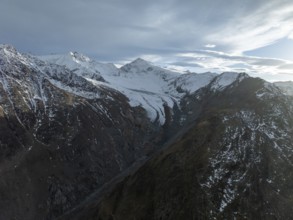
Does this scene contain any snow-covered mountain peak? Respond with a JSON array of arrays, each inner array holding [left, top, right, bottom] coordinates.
[[39, 52, 119, 78], [166, 72, 218, 96], [40, 53, 88, 68], [3, 46, 293, 220], [211, 72, 249, 91], [0, 44, 260, 125], [69, 51, 91, 63], [0, 44, 34, 69], [274, 81, 293, 96], [130, 57, 151, 66], [120, 58, 153, 73], [0, 44, 17, 53], [0, 44, 23, 60], [120, 58, 180, 82], [218, 71, 248, 79]]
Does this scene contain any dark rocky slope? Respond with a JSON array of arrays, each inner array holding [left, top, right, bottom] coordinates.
[[64, 78, 293, 220], [1, 45, 293, 220], [0, 46, 179, 220]]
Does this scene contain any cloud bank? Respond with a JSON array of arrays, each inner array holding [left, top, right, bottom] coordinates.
[[1, 0, 293, 80]]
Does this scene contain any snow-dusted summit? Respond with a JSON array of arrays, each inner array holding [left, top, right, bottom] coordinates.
[[274, 81, 293, 96], [0, 44, 251, 124], [38, 51, 249, 124], [2, 45, 293, 220]]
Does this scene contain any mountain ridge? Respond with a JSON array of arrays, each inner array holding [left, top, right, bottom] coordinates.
[[1, 44, 293, 219], [60, 77, 293, 220]]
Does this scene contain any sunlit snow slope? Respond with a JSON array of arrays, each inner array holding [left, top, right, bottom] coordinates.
[[39, 52, 248, 124]]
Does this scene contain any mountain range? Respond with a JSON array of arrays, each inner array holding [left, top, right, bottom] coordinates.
[[0, 44, 293, 220]]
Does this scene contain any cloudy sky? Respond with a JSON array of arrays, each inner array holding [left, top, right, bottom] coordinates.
[[1, 0, 293, 81]]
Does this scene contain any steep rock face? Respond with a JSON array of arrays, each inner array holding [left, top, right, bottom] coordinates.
[[275, 81, 293, 96], [1, 44, 291, 220], [67, 78, 293, 220], [0, 45, 173, 220]]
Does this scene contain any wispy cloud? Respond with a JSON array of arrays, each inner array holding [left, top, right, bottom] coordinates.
[[138, 50, 293, 81], [205, 44, 216, 48], [172, 50, 293, 81], [205, 1, 293, 53], [1, 0, 293, 80]]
